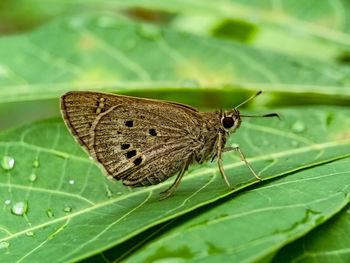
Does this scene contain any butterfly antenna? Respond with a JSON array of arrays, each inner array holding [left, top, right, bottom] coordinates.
[[234, 90, 262, 109], [240, 113, 281, 119]]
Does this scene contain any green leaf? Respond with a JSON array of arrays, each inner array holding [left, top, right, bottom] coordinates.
[[2, 0, 350, 62], [0, 106, 350, 262], [118, 158, 350, 263], [157, 0, 350, 62], [0, 15, 349, 104], [272, 205, 350, 263]]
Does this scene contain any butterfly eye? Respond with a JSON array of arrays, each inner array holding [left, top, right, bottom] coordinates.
[[222, 116, 235, 129]]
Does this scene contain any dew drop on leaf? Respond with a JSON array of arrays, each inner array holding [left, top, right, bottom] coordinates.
[[4, 200, 11, 205], [46, 209, 54, 218], [1, 156, 14, 171], [69, 180, 75, 185], [292, 121, 306, 133], [106, 187, 112, 198], [63, 206, 72, 213], [0, 241, 9, 249], [11, 201, 28, 216], [33, 159, 40, 168], [137, 24, 162, 40], [47, 225, 67, 240], [25, 231, 34, 237], [29, 173, 37, 182]]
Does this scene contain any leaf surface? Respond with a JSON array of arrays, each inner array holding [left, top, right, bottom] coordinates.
[[0, 107, 349, 262], [0, 15, 349, 103], [120, 158, 350, 263], [272, 205, 350, 263], [3, 0, 350, 62]]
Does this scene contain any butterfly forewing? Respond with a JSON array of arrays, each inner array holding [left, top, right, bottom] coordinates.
[[61, 91, 203, 186]]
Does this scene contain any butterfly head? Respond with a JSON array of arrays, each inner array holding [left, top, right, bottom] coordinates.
[[220, 109, 242, 133], [220, 91, 280, 133]]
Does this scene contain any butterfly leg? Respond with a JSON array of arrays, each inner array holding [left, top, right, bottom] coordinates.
[[217, 132, 233, 189], [222, 146, 262, 181], [159, 158, 191, 200]]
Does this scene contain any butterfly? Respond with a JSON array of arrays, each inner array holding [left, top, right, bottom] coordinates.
[[60, 90, 279, 199]]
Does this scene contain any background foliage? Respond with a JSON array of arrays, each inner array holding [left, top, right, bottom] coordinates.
[[0, 1, 350, 262]]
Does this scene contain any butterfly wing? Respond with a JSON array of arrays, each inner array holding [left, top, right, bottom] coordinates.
[[60, 91, 203, 186]]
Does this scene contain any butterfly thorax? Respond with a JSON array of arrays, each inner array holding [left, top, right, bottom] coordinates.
[[193, 112, 230, 164]]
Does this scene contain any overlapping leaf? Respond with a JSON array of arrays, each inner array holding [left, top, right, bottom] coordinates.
[[0, 15, 349, 104], [273, 204, 350, 263], [2, 0, 350, 62], [120, 158, 350, 263]]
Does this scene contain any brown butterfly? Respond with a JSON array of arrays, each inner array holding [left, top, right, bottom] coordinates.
[[60, 91, 279, 199]]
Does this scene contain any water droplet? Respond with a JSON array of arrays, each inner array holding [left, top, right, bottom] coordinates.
[[25, 231, 34, 237], [0, 241, 9, 249], [4, 200, 11, 205], [54, 153, 67, 159], [69, 180, 75, 185], [11, 201, 28, 216], [89, 156, 93, 160], [63, 206, 72, 213], [292, 121, 306, 133], [29, 173, 37, 182], [137, 24, 162, 40], [33, 159, 40, 168], [46, 209, 54, 218], [1, 156, 14, 171], [182, 79, 199, 88], [106, 187, 112, 198], [47, 225, 66, 240]]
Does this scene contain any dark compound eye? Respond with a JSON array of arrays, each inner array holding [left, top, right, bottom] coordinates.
[[222, 117, 235, 129]]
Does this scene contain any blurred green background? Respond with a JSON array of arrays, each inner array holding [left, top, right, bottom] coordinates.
[[1, 0, 350, 130]]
